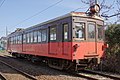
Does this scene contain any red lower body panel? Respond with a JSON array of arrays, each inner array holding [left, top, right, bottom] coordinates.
[[8, 41, 104, 61]]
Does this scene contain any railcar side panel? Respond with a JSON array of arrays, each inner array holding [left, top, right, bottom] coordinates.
[[49, 42, 58, 55], [63, 42, 72, 56], [11, 44, 22, 53], [22, 43, 48, 55], [97, 42, 104, 58]]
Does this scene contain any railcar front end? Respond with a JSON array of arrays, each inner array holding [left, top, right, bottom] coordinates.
[[71, 12, 105, 70]]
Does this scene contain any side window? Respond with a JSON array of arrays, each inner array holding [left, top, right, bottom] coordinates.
[[18, 36, 20, 44], [88, 23, 95, 39], [97, 25, 103, 40], [11, 37, 13, 44], [17, 36, 19, 44], [42, 29, 47, 42], [38, 30, 41, 42], [13, 36, 15, 44], [19, 35, 22, 44], [16, 36, 18, 44], [15, 36, 16, 44], [30, 32, 34, 43], [29, 33, 31, 43], [63, 23, 69, 41], [8, 38, 10, 45], [50, 27, 56, 41], [75, 23, 85, 40], [27, 33, 29, 43], [14, 36, 16, 44], [12, 37, 13, 44], [23, 34, 26, 44], [33, 31, 38, 43]]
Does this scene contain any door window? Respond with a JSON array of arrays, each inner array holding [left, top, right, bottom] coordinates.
[[50, 27, 56, 41], [97, 25, 103, 40], [88, 23, 95, 39], [63, 23, 69, 41]]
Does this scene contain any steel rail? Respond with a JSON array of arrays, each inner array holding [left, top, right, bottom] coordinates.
[[66, 70, 98, 80], [0, 60, 37, 80], [0, 72, 6, 80], [74, 72, 98, 80], [84, 69, 120, 80]]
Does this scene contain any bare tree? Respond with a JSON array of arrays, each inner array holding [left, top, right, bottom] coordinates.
[[81, 0, 120, 23], [115, 0, 120, 23]]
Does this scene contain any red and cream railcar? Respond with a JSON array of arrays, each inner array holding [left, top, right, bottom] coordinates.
[[7, 12, 105, 71]]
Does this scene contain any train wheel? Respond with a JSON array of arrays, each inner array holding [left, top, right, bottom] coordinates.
[[31, 56, 39, 64], [48, 59, 64, 70], [31, 56, 36, 63]]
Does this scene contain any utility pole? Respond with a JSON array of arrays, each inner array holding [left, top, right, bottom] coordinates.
[[6, 26, 8, 37], [5, 26, 8, 50]]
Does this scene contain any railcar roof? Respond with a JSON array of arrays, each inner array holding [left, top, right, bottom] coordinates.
[[8, 12, 103, 37], [26, 12, 103, 30]]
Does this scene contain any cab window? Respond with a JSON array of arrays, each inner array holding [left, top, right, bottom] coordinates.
[[75, 23, 85, 40], [97, 25, 103, 40], [88, 23, 95, 39]]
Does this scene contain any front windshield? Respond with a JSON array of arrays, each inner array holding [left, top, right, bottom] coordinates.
[[97, 25, 104, 40], [88, 23, 95, 39], [75, 23, 85, 40]]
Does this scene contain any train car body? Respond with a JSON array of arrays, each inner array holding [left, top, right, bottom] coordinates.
[[7, 12, 105, 71]]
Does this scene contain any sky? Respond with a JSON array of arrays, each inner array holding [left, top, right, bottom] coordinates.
[[0, 0, 117, 37]]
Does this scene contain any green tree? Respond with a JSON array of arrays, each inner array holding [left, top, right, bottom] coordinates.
[[103, 24, 120, 73]]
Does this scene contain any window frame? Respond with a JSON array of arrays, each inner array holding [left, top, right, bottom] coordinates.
[[50, 26, 57, 42], [30, 32, 34, 43], [33, 31, 38, 43], [26, 33, 30, 43], [23, 34, 26, 44], [87, 22, 96, 40], [63, 23, 69, 41], [38, 30, 42, 43], [74, 22, 86, 41], [41, 29, 47, 42], [97, 25, 104, 41]]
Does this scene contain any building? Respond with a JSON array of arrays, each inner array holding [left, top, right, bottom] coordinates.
[[0, 37, 7, 50]]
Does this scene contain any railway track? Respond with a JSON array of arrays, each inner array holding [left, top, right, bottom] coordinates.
[[0, 72, 6, 80], [72, 69, 120, 80], [0, 60, 37, 80], [84, 69, 120, 80], [1, 53, 120, 80]]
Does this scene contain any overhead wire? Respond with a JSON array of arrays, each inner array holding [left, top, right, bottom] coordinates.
[[13, 0, 63, 27], [72, 6, 88, 12], [0, 0, 6, 8]]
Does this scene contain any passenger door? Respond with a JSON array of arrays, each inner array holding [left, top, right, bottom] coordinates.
[[49, 26, 58, 55], [87, 23, 96, 54], [62, 23, 71, 56], [97, 25, 104, 57]]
